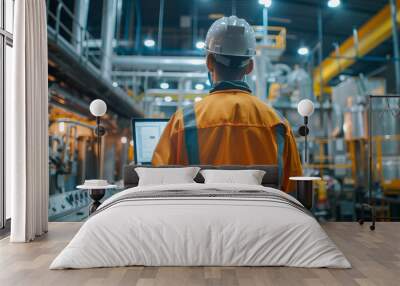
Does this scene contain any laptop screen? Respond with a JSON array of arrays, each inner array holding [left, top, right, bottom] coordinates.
[[132, 118, 169, 165]]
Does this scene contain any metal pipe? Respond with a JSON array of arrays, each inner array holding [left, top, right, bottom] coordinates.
[[390, 0, 400, 94], [73, 0, 89, 55], [101, 0, 117, 79], [113, 70, 207, 79], [327, 54, 398, 62], [55, 2, 63, 42], [368, 95, 373, 226], [124, 0, 133, 41], [318, 9, 325, 135], [116, 0, 123, 39], [263, 7, 269, 43], [193, 2, 198, 49], [353, 28, 359, 58], [318, 9, 323, 95], [157, 0, 165, 54], [112, 55, 206, 71], [333, 42, 342, 72], [134, 0, 142, 52]]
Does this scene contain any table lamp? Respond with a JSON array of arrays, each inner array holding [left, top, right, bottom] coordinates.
[[89, 99, 107, 178], [291, 99, 319, 210], [76, 99, 118, 215], [297, 99, 314, 163]]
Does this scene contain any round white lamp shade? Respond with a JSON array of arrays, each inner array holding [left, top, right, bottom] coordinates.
[[297, 99, 315, 117], [90, 99, 107, 117]]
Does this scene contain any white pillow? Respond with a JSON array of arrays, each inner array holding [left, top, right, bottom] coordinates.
[[135, 167, 200, 186], [200, 169, 266, 185]]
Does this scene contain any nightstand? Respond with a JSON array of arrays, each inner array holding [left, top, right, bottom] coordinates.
[[77, 180, 117, 214], [290, 177, 321, 210]]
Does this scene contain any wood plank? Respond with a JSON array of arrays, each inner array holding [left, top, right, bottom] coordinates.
[[0, 222, 399, 286]]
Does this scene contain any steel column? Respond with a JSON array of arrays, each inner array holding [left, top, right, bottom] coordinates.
[[263, 7, 268, 42], [101, 0, 117, 79], [157, 0, 165, 54], [390, 0, 400, 94], [73, 0, 90, 55], [317, 9, 325, 135], [192, 1, 198, 49], [134, 0, 142, 52]]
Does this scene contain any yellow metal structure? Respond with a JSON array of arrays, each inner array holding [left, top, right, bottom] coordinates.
[[302, 137, 352, 173], [253, 25, 287, 51], [313, 0, 400, 94], [253, 25, 287, 60]]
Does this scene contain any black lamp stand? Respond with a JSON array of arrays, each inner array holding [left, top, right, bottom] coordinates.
[[94, 116, 106, 178], [298, 116, 310, 164], [89, 117, 106, 215]]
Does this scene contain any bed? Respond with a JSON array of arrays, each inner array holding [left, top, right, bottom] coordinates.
[[50, 165, 351, 269]]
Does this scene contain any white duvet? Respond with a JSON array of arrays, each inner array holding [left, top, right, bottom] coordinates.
[[50, 183, 351, 269]]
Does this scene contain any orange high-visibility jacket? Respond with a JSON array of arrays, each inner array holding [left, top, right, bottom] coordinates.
[[152, 86, 302, 193]]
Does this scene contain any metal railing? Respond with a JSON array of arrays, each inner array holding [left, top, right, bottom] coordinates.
[[46, 0, 104, 71], [253, 25, 287, 51]]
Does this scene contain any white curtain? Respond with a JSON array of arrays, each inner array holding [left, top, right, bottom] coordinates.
[[8, 0, 49, 242]]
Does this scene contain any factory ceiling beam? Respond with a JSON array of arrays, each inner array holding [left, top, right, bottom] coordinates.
[[112, 56, 206, 72], [112, 71, 207, 79], [313, 0, 400, 92]]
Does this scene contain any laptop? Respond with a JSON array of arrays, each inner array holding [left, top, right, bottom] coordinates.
[[131, 118, 169, 165]]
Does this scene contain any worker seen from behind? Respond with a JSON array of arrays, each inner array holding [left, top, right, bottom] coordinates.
[[152, 16, 302, 193]]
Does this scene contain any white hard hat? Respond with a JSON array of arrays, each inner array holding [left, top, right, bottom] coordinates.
[[205, 16, 256, 58]]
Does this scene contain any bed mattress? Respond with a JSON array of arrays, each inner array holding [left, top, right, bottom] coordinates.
[[50, 183, 351, 269]]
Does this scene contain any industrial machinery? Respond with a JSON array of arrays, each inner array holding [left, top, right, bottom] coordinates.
[[48, 88, 133, 221], [42, 0, 400, 224]]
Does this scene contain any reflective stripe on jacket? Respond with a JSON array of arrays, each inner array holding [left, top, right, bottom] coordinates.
[[152, 82, 302, 193]]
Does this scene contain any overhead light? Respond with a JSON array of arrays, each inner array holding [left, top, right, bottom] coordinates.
[[327, 0, 340, 8], [112, 81, 119, 87], [58, 122, 65, 133], [160, 82, 169, 89], [121, 136, 128, 144], [297, 46, 309, 56], [189, 58, 206, 65], [258, 0, 272, 8], [194, 96, 202, 102], [195, 83, 204, 90], [144, 38, 155, 47], [196, 41, 205, 49], [164, 96, 173, 102]]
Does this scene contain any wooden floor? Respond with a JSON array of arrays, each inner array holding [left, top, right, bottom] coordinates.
[[0, 222, 399, 286]]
